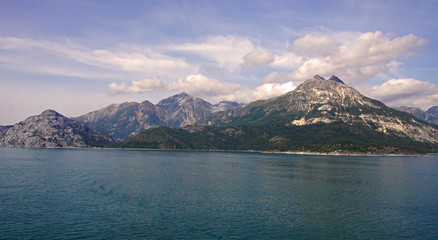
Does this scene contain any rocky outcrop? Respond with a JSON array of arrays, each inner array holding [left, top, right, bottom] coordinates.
[[0, 110, 115, 148]]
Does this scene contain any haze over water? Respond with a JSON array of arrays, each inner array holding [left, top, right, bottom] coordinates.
[[1, 147, 437, 239]]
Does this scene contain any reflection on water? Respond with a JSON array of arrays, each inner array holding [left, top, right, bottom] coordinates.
[[0, 148, 437, 239]]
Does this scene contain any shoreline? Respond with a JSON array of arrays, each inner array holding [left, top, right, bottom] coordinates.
[[103, 147, 423, 157], [0, 145, 426, 157]]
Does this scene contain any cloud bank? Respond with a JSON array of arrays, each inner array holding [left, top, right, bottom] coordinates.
[[360, 78, 438, 109], [290, 31, 427, 83], [0, 31, 430, 109]]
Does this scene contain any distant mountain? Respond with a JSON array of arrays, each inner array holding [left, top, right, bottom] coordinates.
[[157, 92, 216, 128], [427, 106, 438, 116], [213, 101, 244, 111], [73, 100, 166, 141], [0, 110, 115, 148], [396, 106, 438, 125], [75, 92, 242, 140], [118, 75, 438, 154]]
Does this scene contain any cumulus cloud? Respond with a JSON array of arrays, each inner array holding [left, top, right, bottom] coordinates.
[[290, 31, 427, 83], [271, 52, 304, 70], [166, 74, 295, 103], [291, 34, 337, 56], [251, 82, 295, 101], [359, 78, 438, 109], [109, 77, 164, 94], [261, 71, 293, 84], [167, 74, 243, 98], [242, 50, 275, 68]]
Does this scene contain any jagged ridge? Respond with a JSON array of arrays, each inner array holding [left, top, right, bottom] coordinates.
[[74, 92, 242, 140]]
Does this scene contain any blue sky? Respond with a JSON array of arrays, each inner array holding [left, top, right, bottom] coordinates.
[[1, 0, 438, 124]]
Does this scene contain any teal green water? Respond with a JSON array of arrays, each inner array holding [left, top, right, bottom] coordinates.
[[0, 147, 437, 239]]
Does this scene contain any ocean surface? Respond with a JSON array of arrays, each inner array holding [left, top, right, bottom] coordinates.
[[0, 147, 437, 239]]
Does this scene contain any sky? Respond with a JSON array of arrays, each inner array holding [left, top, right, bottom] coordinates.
[[1, 0, 438, 124]]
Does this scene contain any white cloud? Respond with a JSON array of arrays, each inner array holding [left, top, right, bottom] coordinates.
[[251, 82, 295, 101], [165, 35, 254, 71], [290, 31, 427, 83], [0, 37, 194, 79], [109, 77, 164, 94], [167, 74, 243, 100], [2, 32, 434, 117], [359, 78, 438, 109], [242, 50, 275, 68], [271, 52, 304, 70], [291, 34, 337, 56], [166, 74, 295, 104], [261, 71, 292, 84]]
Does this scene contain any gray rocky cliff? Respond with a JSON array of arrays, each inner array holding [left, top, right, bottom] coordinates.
[[0, 110, 115, 148]]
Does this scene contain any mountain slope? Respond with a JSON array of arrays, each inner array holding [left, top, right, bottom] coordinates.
[[118, 75, 438, 154], [0, 110, 115, 148]]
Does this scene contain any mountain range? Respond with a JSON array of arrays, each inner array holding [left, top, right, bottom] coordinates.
[[118, 75, 438, 154], [73, 93, 242, 140], [395, 106, 438, 125], [1, 75, 437, 153]]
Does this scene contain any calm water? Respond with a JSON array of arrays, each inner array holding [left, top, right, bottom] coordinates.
[[0, 147, 437, 239]]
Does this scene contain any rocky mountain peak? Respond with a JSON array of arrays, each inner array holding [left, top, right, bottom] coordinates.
[[41, 109, 62, 117], [157, 92, 195, 106], [328, 75, 345, 84], [285, 75, 379, 117], [295, 75, 358, 99], [312, 75, 325, 81]]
